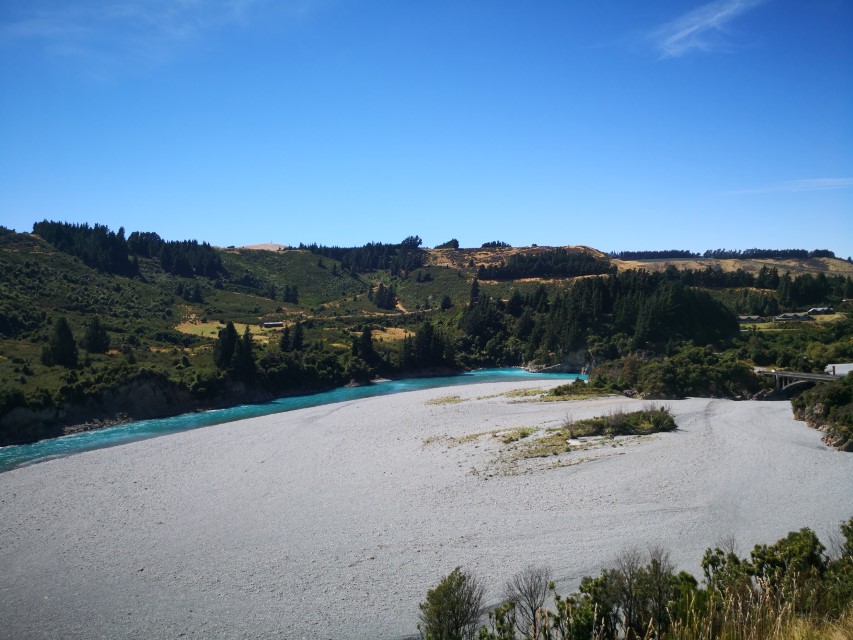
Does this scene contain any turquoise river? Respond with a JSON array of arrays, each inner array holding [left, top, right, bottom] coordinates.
[[0, 368, 584, 473]]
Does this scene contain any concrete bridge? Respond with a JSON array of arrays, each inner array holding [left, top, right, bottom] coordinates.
[[758, 369, 843, 392]]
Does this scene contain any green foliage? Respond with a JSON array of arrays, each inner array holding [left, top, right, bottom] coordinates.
[[402, 321, 455, 370], [33, 220, 135, 275], [435, 239, 460, 249], [351, 327, 378, 367], [469, 278, 480, 304], [419, 567, 484, 640], [81, 317, 110, 353], [562, 406, 677, 438], [128, 230, 224, 277], [42, 317, 78, 368], [3, 222, 851, 451], [751, 528, 827, 612], [440, 519, 853, 640], [630, 347, 761, 398], [476, 248, 612, 280], [402, 235, 423, 249], [373, 282, 397, 310], [214, 321, 239, 369], [231, 326, 257, 378], [301, 239, 425, 276], [291, 321, 305, 352], [791, 373, 853, 450], [550, 377, 620, 397]]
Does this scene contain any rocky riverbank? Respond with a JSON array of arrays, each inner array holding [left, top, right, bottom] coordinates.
[[2, 382, 851, 639]]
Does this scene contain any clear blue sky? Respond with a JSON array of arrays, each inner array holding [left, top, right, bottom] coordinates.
[[1, 0, 851, 256]]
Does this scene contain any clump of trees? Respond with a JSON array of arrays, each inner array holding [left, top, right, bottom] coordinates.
[[435, 239, 460, 249], [476, 249, 613, 280], [482, 241, 511, 248], [301, 236, 425, 275], [736, 315, 853, 372], [213, 322, 256, 378], [401, 321, 455, 370], [31, 221, 227, 278], [33, 220, 135, 275], [370, 283, 398, 310], [457, 272, 740, 369], [128, 231, 224, 278], [703, 248, 836, 260], [587, 346, 762, 399], [420, 518, 853, 640]]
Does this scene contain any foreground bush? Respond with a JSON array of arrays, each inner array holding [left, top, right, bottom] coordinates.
[[422, 518, 853, 640], [419, 567, 485, 640]]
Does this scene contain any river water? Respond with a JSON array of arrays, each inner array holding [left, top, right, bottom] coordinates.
[[0, 368, 583, 472]]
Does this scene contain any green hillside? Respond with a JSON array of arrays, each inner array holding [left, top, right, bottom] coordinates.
[[1, 222, 852, 446]]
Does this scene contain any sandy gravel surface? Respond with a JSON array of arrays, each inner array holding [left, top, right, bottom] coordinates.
[[1, 380, 852, 639]]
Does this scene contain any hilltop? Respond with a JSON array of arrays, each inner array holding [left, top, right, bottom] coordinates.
[[611, 255, 853, 276]]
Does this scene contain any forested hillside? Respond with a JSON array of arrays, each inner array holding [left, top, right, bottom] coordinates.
[[1, 222, 852, 445]]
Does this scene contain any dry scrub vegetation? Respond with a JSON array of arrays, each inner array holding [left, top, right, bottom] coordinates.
[[423, 405, 676, 477]]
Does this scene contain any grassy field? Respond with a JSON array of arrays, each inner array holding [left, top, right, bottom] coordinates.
[[175, 321, 283, 345]]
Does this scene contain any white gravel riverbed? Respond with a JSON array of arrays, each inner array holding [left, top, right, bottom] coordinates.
[[1, 379, 852, 639]]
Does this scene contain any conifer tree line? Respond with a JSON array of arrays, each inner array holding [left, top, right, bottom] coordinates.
[[32, 221, 135, 275], [127, 230, 223, 277], [476, 249, 614, 280], [458, 271, 740, 366], [31, 221, 224, 278], [300, 235, 425, 275], [703, 248, 836, 260], [631, 265, 850, 308], [609, 248, 836, 260]]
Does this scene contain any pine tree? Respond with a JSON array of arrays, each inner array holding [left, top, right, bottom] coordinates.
[[291, 321, 305, 351], [42, 317, 78, 368], [214, 322, 238, 369], [81, 317, 110, 353], [352, 327, 377, 365], [231, 326, 256, 378], [506, 290, 523, 317]]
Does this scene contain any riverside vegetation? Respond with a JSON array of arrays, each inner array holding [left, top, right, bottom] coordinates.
[[418, 519, 853, 640], [1, 221, 852, 445]]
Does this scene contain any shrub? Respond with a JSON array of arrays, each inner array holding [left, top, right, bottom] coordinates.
[[419, 567, 484, 640]]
